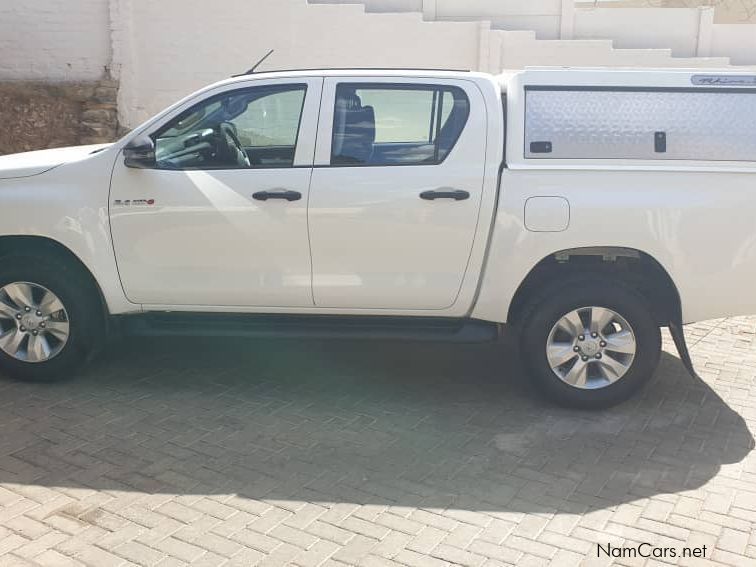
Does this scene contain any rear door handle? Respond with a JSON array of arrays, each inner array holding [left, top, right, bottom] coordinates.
[[419, 189, 470, 201], [252, 190, 302, 202]]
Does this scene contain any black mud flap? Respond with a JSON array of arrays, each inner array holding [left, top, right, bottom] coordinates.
[[668, 316, 699, 379]]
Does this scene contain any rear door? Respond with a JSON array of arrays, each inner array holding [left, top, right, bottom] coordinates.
[[308, 77, 488, 310]]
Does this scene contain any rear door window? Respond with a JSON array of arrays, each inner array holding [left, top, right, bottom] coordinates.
[[331, 84, 469, 166]]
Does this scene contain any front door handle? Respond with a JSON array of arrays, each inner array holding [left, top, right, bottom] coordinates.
[[419, 189, 470, 201], [252, 190, 302, 202]]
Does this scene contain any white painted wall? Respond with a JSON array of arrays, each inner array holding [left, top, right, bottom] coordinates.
[[0, 0, 754, 130], [0, 0, 111, 81], [116, 0, 482, 126], [574, 7, 701, 56], [338, 0, 565, 38], [433, 0, 563, 39], [309, 0, 423, 12], [310, 0, 756, 62], [711, 24, 756, 65]]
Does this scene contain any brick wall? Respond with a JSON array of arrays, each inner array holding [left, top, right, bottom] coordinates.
[[0, 79, 118, 156], [0, 0, 111, 81]]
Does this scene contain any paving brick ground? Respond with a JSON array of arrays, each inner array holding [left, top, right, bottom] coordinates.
[[0, 318, 754, 566]]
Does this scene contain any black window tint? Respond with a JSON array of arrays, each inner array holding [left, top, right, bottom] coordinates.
[[153, 85, 306, 170], [331, 84, 469, 166]]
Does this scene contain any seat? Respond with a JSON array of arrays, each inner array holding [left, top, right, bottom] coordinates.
[[332, 91, 376, 165]]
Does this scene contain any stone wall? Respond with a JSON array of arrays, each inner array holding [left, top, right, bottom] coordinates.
[[0, 78, 118, 156]]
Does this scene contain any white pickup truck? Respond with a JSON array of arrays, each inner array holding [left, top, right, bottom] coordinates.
[[1, 67, 755, 408]]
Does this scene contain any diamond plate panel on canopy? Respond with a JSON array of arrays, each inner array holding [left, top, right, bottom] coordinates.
[[525, 88, 756, 161]]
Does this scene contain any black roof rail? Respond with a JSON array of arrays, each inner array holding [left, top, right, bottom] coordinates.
[[231, 66, 471, 77]]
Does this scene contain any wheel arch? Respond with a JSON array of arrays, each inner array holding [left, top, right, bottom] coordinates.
[[0, 235, 110, 322], [507, 246, 682, 327]]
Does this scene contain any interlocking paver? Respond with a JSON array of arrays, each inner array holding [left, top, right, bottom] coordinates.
[[0, 320, 754, 566], [339, 516, 391, 541], [113, 540, 166, 565], [0, 554, 39, 567], [13, 532, 69, 560], [151, 536, 205, 563], [293, 539, 340, 567], [407, 526, 449, 555], [467, 539, 522, 564], [34, 549, 85, 567], [0, 536, 27, 557], [228, 528, 280, 554]]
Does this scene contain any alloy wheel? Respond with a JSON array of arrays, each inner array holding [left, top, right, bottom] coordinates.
[[546, 305, 636, 389], [0, 282, 70, 363]]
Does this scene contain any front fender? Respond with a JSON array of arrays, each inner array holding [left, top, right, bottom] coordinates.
[[0, 147, 139, 315]]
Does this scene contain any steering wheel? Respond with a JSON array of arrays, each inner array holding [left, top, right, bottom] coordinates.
[[215, 122, 251, 168]]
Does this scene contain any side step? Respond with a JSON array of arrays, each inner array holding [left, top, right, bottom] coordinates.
[[118, 313, 500, 343]]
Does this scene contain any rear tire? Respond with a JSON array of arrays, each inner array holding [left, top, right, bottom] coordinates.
[[519, 276, 661, 409], [0, 255, 102, 382]]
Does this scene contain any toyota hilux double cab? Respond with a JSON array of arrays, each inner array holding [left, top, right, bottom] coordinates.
[[1, 67, 755, 408]]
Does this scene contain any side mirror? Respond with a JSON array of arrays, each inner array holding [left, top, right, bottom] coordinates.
[[123, 135, 156, 169]]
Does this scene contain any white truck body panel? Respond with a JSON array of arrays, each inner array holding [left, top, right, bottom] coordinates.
[[308, 75, 490, 310], [0, 148, 135, 314], [109, 77, 324, 307], [472, 68, 756, 324], [0, 144, 110, 180], [0, 68, 754, 325]]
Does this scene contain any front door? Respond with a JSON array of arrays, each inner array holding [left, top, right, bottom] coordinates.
[[109, 78, 322, 307], [308, 78, 488, 310]]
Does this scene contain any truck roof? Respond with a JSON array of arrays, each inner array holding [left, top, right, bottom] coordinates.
[[227, 68, 483, 81], [222, 67, 756, 92], [181, 67, 756, 108]]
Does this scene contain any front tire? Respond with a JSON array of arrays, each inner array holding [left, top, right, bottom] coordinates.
[[0, 255, 101, 382], [519, 277, 661, 409]]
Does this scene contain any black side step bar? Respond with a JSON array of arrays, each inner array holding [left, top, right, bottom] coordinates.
[[118, 313, 500, 344]]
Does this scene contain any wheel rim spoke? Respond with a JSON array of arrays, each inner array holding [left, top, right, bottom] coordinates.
[[557, 309, 585, 338], [0, 299, 17, 320], [598, 353, 630, 379], [44, 321, 70, 341], [0, 328, 25, 358], [4, 282, 34, 310], [562, 359, 588, 388], [589, 307, 614, 335], [0, 282, 68, 364], [547, 342, 578, 368], [26, 334, 52, 363], [38, 290, 65, 315], [603, 329, 636, 355]]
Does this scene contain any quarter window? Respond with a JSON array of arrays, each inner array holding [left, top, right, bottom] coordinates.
[[154, 85, 307, 169], [331, 84, 469, 166]]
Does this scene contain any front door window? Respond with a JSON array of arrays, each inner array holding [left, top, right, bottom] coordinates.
[[154, 85, 307, 170]]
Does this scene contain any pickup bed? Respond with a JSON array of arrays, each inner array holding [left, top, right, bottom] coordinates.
[[1, 67, 755, 408]]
